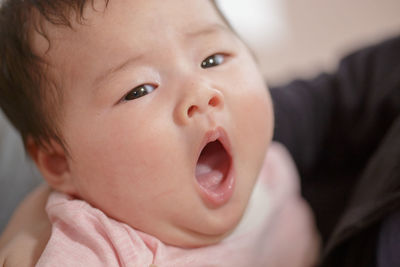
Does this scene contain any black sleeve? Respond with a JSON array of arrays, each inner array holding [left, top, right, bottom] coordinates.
[[271, 35, 400, 179], [270, 36, 400, 241]]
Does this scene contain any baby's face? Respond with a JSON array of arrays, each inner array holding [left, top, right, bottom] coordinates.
[[39, 0, 273, 247]]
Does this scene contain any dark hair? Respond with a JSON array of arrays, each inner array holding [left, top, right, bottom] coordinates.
[[0, 0, 109, 152], [0, 0, 223, 153]]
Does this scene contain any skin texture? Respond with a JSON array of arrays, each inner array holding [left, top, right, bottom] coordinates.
[[26, 0, 273, 249]]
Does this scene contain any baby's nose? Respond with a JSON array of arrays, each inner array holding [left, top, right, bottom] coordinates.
[[174, 86, 224, 125], [186, 90, 223, 117]]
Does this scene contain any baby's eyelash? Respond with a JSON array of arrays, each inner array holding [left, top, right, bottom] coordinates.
[[123, 84, 156, 101], [201, 54, 225, 68]]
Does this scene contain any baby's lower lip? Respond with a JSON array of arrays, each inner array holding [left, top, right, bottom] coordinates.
[[196, 164, 235, 208]]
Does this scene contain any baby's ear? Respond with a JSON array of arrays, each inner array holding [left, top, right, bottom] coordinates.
[[27, 137, 77, 196]]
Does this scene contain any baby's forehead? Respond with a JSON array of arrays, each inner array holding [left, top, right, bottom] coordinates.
[[32, 0, 224, 55], [31, 0, 228, 95]]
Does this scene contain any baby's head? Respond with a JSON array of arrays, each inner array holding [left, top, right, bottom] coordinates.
[[0, 0, 273, 247]]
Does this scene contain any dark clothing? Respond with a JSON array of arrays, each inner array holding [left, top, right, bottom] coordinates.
[[378, 209, 400, 267], [271, 35, 400, 267]]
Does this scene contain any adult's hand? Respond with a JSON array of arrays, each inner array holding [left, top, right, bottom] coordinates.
[[0, 184, 51, 266]]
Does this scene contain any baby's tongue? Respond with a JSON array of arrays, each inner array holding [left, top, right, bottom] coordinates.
[[195, 141, 227, 190]]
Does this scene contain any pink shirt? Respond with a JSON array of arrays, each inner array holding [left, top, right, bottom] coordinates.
[[36, 143, 320, 267]]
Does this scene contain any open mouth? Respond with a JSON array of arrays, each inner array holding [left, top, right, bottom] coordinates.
[[195, 140, 230, 191], [194, 128, 235, 207]]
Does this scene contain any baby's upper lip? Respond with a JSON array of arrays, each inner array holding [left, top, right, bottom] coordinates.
[[197, 127, 232, 160]]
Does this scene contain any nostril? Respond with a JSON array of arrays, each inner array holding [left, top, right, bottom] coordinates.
[[208, 96, 220, 107], [187, 105, 198, 117], [185, 94, 222, 119]]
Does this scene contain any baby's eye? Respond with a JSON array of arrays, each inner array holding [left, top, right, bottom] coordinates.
[[201, 54, 225, 69], [124, 84, 156, 101]]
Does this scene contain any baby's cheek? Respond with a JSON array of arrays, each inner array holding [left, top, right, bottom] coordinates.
[[228, 88, 272, 210], [236, 86, 272, 139], [230, 85, 272, 167]]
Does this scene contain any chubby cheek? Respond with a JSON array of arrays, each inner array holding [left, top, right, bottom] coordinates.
[[229, 72, 274, 197], [65, 112, 175, 203]]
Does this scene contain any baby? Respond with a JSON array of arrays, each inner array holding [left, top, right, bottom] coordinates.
[[0, 0, 319, 266]]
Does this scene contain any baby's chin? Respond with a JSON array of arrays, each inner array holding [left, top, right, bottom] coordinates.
[[161, 224, 238, 248], [155, 205, 248, 248]]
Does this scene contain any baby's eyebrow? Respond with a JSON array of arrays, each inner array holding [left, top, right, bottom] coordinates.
[[93, 53, 144, 89], [184, 23, 229, 40]]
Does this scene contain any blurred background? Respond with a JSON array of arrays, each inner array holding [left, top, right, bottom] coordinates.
[[216, 0, 400, 85]]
